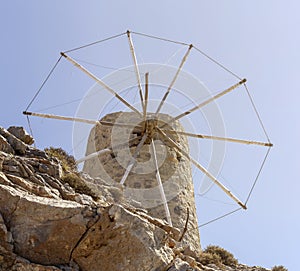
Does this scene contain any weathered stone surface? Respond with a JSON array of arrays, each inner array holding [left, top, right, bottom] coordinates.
[[11, 257, 70, 271], [0, 213, 16, 270], [0, 135, 15, 154], [0, 127, 28, 155], [167, 258, 202, 271], [0, 125, 274, 271], [73, 204, 174, 271], [10, 194, 92, 265], [8, 126, 34, 145], [83, 112, 201, 253]]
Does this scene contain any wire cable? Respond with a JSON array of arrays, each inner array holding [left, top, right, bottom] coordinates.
[[131, 31, 189, 46], [245, 147, 272, 205], [244, 84, 272, 143], [63, 32, 127, 53], [26, 116, 36, 148], [25, 56, 62, 111], [193, 46, 242, 80], [198, 207, 242, 228]]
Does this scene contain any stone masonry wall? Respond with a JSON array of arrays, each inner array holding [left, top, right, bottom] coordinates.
[[83, 112, 201, 252]]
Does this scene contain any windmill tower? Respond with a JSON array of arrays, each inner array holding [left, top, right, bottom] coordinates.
[[82, 111, 201, 251], [23, 30, 272, 255]]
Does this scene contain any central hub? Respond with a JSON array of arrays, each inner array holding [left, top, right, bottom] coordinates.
[[145, 118, 158, 139]]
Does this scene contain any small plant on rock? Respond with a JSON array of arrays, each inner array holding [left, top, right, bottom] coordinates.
[[272, 265, 288, 271], [61, 172, 100, 199], [45, 147, 77, 173], [199, 251, 222, 268], [44, 147, 101, 199], [200, 245, 238, 268]]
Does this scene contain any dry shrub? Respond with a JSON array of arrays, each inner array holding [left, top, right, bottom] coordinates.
[[200, 245, 238, 268], [272, 266, 288, 271], [45, 147, 77, 172], [199, 251, 222, 267], [61, 172, 100, 200]]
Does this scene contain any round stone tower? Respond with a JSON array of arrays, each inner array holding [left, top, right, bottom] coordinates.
[[83, 111, 201, 252]]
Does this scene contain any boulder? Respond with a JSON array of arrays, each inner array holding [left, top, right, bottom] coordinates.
[[8, 126, 34, 145], [0, 128, 27, 155]]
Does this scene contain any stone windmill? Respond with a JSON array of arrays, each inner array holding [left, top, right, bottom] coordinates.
[[23, 31, 272, 253]]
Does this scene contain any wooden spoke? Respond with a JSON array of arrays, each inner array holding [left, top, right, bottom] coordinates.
[[76, 136, 142, 164], [150, 139, 173, 226], [127, 31, 145, 114], [157, 127, 247, 209], [23, 111, 143, 130], [162, 130, 273, 147], [23, 111, 99, 125], [76, 148, 111, 164], [120, 133, 148, 185], [60, 52, 142, 116], [155, 44, 193, 115], [100, 120, 143, 129], [160, 79, 247, 129]]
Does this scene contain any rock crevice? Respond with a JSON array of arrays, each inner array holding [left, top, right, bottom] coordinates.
[[0, 126, 272, 271]]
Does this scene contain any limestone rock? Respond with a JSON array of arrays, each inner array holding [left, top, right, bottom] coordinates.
[[72, 204, 174, 271], [0, 135, 15, 154], [0, 125, 274, 271], [8, 126, 34, 145], [0, 127, 27, 155]]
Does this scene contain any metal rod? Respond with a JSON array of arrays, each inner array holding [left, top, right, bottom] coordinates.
[[155, 44, 193, 115], [143, 72, 149, 129], [76, 136, 142, 164], [120, 133, 148, 185], [150, 139, 173, 226], [162, 130, 273, 147], [127, 30, 145, 114], [165, 79, 246, 127], [23, 111, 98, 125], [60, 52, 141, 116], [157, 127, 247, 209]]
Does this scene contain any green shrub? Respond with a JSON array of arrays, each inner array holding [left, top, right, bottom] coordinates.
[[203, 245, 238, 267], [272, 266, 288, 271], [45, 147, 77, 173]]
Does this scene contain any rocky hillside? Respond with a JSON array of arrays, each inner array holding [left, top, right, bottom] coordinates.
[[0, 126, 276, 271]]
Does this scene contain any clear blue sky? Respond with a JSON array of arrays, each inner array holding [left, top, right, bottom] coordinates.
[[1, 1, 299, 270]]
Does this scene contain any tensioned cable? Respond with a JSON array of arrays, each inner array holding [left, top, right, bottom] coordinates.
[[63, 32, 127, 54], [245, 147, 272, 205], [109, 86, 134, 112], [193, 46, 242, 81], [131, 30, 242, 81], [73, 57, 138, 75], [24, 31, 272, 225], [244, 84, 272, 143], [26, 116, 36, 148], [194, 147, 272, 226], [73, 58, 128, 72], [198, 207, 242, 228], [131, 31, 189, 46], [35, 97, 84, 112], [196, 194, 236, 206], [25, 56, 62, 111], [32, 64, 144, 114]]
